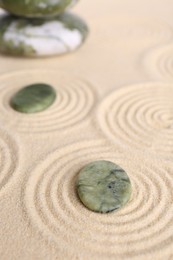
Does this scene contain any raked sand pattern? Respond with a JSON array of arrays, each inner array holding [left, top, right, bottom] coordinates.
[[23, 140, 173, 258], [144, 44, 173, 81], [0, 70, 96, 134], [98, 83, 173, 159], [1, 0, 173, 259], [0, 128, 20, 196]]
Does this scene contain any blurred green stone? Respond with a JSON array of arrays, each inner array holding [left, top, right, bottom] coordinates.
[[76, 161, 132, 213], [0, 0, 78, 17], [10, 83, 56, 113], [0, 13, 88, 57]]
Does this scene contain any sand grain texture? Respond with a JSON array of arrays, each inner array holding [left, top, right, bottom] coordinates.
[[0, 0, 173, 259]]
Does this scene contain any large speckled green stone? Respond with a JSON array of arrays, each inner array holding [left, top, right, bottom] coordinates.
[[0, 13, 88, 57], [76, 161, 132, 213], [0, 0, 78, 18], [10, 83, 56, 113]]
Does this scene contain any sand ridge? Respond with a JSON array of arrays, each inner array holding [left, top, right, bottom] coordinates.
[[98, 82, 173, 160], [0, 127, 21, 196], [144, 44, 173, 81]]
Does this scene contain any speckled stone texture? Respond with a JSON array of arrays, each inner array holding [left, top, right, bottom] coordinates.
[[10, 83, 56, 113], [76, 160, 132, 213], [0, 13, 88, 57], [0, 0, 78, 18]]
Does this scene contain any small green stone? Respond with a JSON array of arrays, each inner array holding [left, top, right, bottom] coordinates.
[[10, 83, 56, 113], [76, 160, 132, 213]]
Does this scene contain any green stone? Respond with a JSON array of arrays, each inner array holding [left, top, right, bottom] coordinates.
[[0, 13, 88, 57], [10, 83, 56, 113], [76, 161, 132, 213], [0, 0, 78, 17]]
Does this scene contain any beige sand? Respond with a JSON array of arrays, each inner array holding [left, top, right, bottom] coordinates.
[[0, 0, 173, 259]]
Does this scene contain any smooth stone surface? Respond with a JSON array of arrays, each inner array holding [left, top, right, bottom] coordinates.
[[10, 83, 56, 113], [0, 0, 78, 18], [0, 13, 88, 57], [76, 160, 132, 213]]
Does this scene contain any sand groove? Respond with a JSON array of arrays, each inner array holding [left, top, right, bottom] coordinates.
[[0, 70, 96, 134], [23, 139, 173, 258], [0, 128, 20, 196], [144, 44, 173, 80], [98, 83, 173, 159]]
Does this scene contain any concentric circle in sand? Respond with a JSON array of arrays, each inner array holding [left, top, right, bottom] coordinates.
[[98, 83, 173, 159], [0, 128, 20, 196], [144, 44, 173, 80], [0, 70, 96, 134], [23, 140, 173, 258]]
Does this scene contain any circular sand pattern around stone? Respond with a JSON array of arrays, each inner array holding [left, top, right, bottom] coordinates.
[[0, 70, 96, 134], [144, 44, 173, 81], [98, 83, 173, 159], [94, 16, 173, 44], [23, 139, 173, 258], [0, 128, 20, 196]]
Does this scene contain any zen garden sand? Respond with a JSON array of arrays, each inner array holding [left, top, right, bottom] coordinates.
[[0, 0, 173, 259]]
